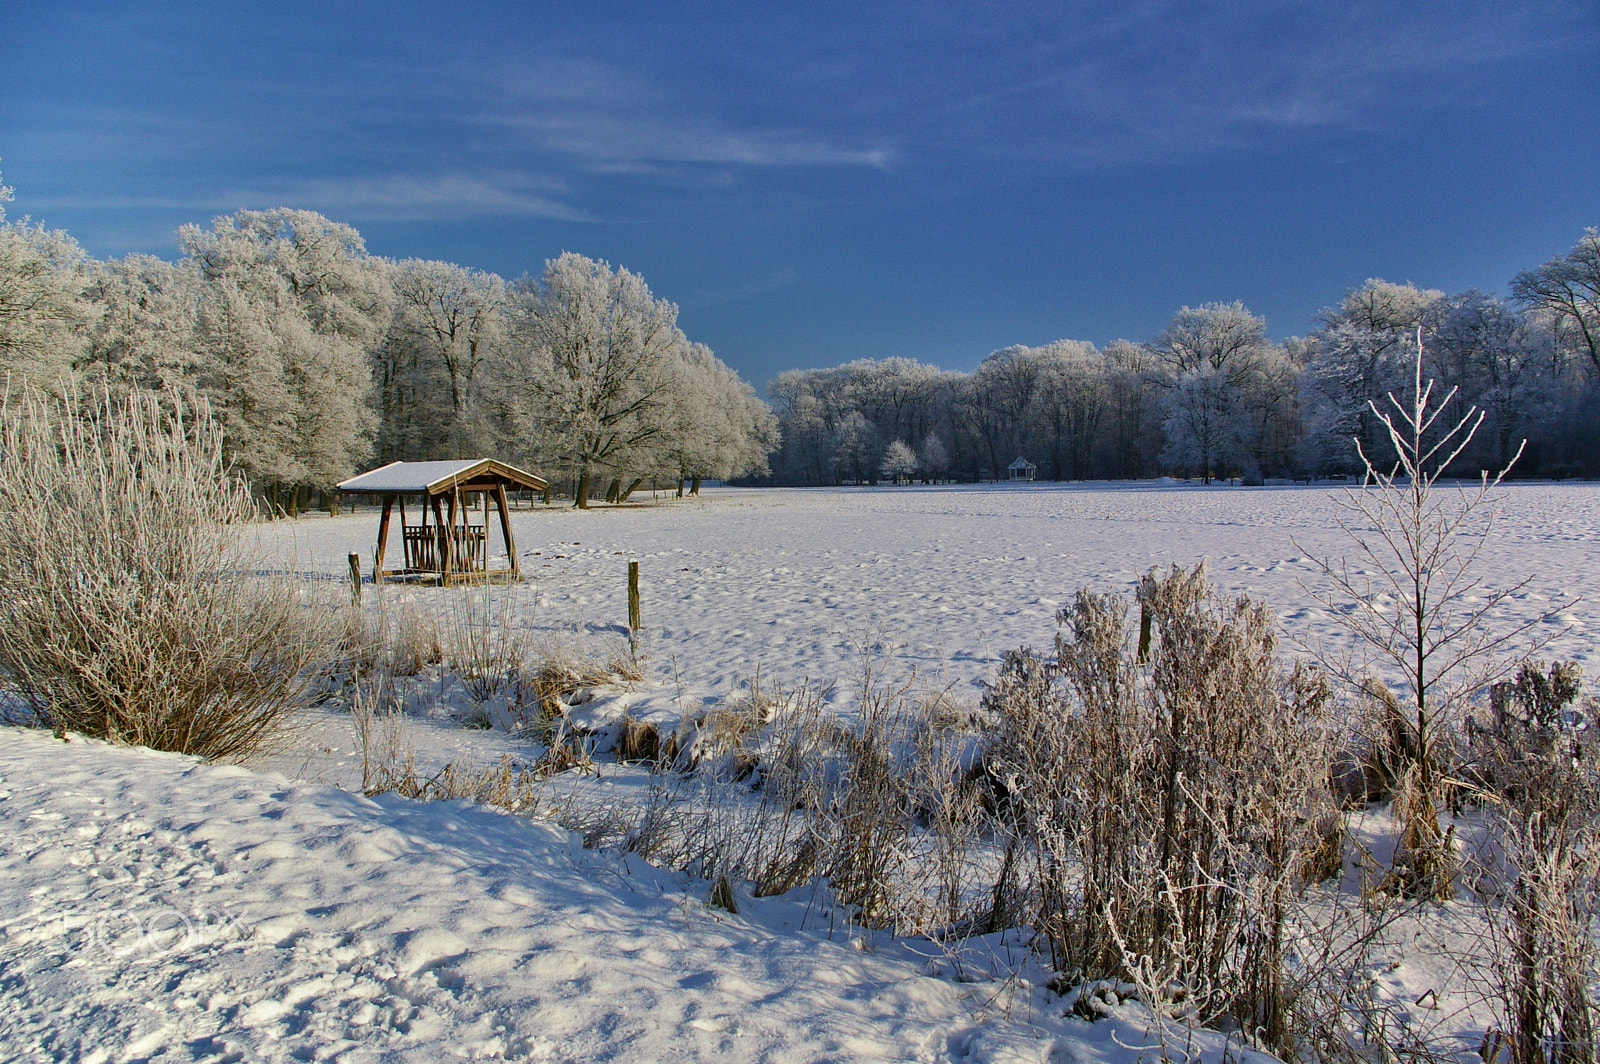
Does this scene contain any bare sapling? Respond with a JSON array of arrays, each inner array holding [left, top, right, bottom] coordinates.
[[1304, 328, 1551, 898], [0, 383, 331, 760]]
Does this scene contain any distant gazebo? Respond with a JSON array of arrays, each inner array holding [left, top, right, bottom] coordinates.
[[1007, 456, 1037, 482], [336, 460, 548, 584]]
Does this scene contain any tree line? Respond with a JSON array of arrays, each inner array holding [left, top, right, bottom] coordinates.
[[764, 234, 1600, 486], [4, 163, 1597, 495], [0, 173, 776, 509]]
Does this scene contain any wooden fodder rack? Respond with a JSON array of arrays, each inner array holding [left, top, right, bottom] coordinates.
[[402, 524, 488, 574]]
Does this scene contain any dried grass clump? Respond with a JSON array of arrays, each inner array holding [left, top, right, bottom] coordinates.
[[381, 596, 445, 677], [0, 384, 330, 761], [365, 753, 546, 811], [982, 562, 1340, 1055], [616, 716, 662, 763], [442, 585, 531, 702], [335, 600, 389, 679], [522, 634, 635, 718], [353, 681, 582, 811], [622, 676, 992, 938], [1468, 661, 1600, 1064]]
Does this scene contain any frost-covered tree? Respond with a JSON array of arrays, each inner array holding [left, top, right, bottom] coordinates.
[[0, 169, 90, 383], [377, 258, 509, 461], [181, 209, 387, 495], [768, 373, 836, 485], [830, 410, 876, 483], [1031, 340, 1104, 480], [511, 253, 686, 507], [961, 345, 1051, 479], [1512, 229, 1600, 373], [1231, 343, 1303, 480], [916, 429, 948, 483], [657, 342, 778, 496], [1148, 303, 1273, 482], [1161, 368, 1242, 483], [879, 439, 916, 484], [852, 356, 945, 454], [1428, 291, 1558, 473], [79, 254, 204, 396], [1298, 280, 1443, 475], [1100, 339, 1163, 478], [766, 360, 953, 486], [1147, 301, 1268, 385]]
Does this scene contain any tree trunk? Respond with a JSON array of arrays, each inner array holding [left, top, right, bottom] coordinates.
[[618, 477, 644, 502], [676, 477, 685, 498], [574, 469, 592, 509], [690, 475, 702, 495], [605, 478, 622, 504]]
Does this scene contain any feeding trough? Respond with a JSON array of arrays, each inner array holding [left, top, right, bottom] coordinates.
[[336, 459, 548, 584]]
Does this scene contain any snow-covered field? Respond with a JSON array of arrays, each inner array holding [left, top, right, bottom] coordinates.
[[4, 481, 1597, 1062], [266, 479, 1598, 718]]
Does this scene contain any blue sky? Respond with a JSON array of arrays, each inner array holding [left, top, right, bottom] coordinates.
[[2, 1, 1596, 386]]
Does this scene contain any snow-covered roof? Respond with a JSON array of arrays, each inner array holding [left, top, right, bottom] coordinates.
[[336, 459, 547, 495], [1007, 456, 1035, 469]]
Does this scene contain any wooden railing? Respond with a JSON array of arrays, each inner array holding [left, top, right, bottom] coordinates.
[[449, 525, 486, 572], [402, 524, 487, 574]]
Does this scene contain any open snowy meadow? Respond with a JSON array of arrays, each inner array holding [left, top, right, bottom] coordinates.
[[267, 479, 1597, 750], [3, 480, 1598, 1063]]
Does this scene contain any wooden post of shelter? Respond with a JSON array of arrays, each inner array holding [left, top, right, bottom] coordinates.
[[374, 495, 395, 584], [494, 483, 518, 579]]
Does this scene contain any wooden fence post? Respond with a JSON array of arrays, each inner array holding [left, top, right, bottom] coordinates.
[[628, 561, 641, 631], [1138, 604, 1152, 664], [348, 553, 362, 607]]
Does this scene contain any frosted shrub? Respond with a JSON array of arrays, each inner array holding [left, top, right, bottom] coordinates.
[[0, 385, 329, 760], [1469, 662, 1600, 1064], [983, 563, 1338, 1054]]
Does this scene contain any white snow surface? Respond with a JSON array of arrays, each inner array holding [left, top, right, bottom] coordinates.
[[6, 481, 1596, 1061], [272, 481, 1599, 720], [0, 728, 1269, 1064]]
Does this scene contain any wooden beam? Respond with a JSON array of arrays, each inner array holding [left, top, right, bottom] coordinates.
[[375, 495, 395, 583], [430, 494, 451, 576], [494, 483, 517, 578]]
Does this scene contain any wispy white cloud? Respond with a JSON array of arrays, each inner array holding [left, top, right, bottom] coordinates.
[[230, 172, 591, 222], [670, 0, 1596, 172], [465, 56, 895, 174], [24, 173, 589, 224], [490, 112, 893, 171], [8, 0, 1591, 231], [683, 268, 801, 311]]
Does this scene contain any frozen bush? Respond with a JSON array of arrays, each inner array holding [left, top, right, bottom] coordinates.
[[1469, 662, 1600, 1064], [983, 563, 1339, 1054], [0, 384, 329, 760]]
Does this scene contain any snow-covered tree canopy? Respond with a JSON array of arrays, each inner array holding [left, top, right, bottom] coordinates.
[[762, 257, 1600, 485], [2, 166, 1597, 493], [0, 178, 777, 504]]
